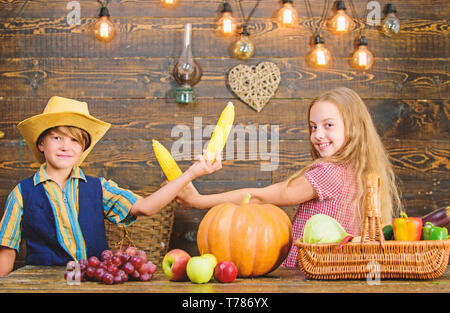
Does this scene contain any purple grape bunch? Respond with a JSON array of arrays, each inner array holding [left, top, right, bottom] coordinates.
[[64, 246, 157, 285]]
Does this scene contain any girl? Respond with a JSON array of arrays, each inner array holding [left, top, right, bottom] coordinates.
[[176, 87, 402, 267], [0, 96, 222, 277]]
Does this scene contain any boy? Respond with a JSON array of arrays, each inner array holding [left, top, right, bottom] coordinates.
[[0, 96, 221, 277]]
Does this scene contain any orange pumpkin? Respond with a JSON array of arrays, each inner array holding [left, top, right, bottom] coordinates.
[[197, 194, 292, 277]]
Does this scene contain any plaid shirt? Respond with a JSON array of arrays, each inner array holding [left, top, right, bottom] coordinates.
[[282, 162, 360, 267], [0, 164, 140, 261]]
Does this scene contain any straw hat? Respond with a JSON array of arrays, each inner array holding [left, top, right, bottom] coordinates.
[[17, 96, 111, 164]]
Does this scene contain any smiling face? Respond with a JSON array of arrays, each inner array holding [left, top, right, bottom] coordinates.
[[37, 126, 84, 171], [309, 100, 346, 158]]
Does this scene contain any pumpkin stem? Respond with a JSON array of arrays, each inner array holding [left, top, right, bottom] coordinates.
[[241, 193, 251, 205]]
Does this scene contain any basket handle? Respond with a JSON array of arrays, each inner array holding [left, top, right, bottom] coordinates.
[[361, 173, 385, 244]]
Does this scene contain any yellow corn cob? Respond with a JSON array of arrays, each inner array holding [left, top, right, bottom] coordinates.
[[152, 139, 183, 181], [205, 102, 235, 162]]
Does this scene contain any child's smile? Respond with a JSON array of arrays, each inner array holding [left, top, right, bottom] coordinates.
[[38, 128, 83, 171], [317, 142, 331, 149], [309, 100, 346, 158]]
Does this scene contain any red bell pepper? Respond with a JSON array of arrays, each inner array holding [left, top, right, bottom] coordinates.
[[392, 212, 423, 241], [335, 235, 354, 250]]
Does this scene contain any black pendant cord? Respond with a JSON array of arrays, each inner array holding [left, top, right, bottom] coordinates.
[[7, 0, 29, 21], [304, 0, 329, 36], [347, 0, 365, 36], [97, 0, 111, 8], [234, 0, 262, 29]]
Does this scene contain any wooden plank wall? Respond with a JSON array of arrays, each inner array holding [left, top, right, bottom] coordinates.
[[0, 0, 448, 265]]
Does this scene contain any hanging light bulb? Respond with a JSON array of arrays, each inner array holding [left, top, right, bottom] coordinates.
[[161, 0, 177, 7], [382, 3, 400, 37], [231, 25, 255, 60], [351, 36, 374, 70], [173, 23, 203, 103], [217, 1, 237, 36], [307, 35, 331, 68], [94, 5, 116, 42], [327, 0, 353, 34], [276, 0, 299, 28]]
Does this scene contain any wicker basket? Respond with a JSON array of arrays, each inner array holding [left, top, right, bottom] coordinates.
[[104, 201, 176, 266], [295, 174, 450, 280]]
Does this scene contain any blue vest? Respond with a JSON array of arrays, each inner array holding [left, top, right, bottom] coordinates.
[[20, 175, 109, 265]]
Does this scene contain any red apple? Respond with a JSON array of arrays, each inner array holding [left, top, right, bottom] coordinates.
[[162, 249, 191, 281], [214, 261, 238, 283]]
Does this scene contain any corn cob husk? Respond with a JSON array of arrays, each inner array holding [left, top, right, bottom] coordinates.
[[152, 139, 183, 181], [205, 102, 235, 162]]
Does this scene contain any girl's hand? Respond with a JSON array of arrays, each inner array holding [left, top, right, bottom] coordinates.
[[176, 182, 201, 209], [175, 151, 221, 210], [186, 150, 222, 180]]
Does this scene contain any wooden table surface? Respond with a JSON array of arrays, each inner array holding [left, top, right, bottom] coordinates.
[[0, 265, 449, 293]]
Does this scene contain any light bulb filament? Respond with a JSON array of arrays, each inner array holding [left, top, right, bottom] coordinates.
[[358, 51, 368, 66], [283, 10, 293, 25], [99, 22, 110, 38], [316, 50, 326, 65], [336, 14, 347, 32], [223, 18, 233, 34]]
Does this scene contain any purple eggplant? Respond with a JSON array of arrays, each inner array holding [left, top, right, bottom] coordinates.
[[422, 206, 450, 227]]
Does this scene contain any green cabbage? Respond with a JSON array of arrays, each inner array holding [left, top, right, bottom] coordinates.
[[303, 214, 348, 244]]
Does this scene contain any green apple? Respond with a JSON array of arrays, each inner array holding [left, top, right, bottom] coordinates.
[[201, 253, 217, 268], [186, 256, 214, 284]]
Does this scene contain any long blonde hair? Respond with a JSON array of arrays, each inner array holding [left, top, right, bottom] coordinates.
[[288, 87, 402, 225]]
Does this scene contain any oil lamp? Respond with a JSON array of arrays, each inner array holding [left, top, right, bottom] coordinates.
[[173, 23, 202, 104]]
